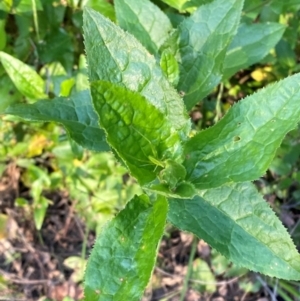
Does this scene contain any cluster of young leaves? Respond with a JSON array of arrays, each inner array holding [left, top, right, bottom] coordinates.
[[1, 0, 300, 300]]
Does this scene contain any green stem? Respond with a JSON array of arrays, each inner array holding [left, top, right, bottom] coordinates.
[[214, 83, 224, 123], [31, 0, 40, 41], [179, 236, 198, 301], [276, 280, 300, 298], [81, 223, 89, 260], [276, 287, 293, 301], [37, 230, 44, 246]]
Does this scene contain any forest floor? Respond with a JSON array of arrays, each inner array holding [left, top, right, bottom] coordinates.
[[1, 161, 295, 301]]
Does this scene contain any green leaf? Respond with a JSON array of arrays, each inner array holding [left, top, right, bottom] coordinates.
[[160, 0, 207, 12], [159, 0, 187, 11], [0, 0, 12, 12], [184, 72, 300, 189], [162, 0, 244, 110], [223, 22, 285, 79], [160, 49, 179, 86], [168, 182, 300, 280], [159, 160, 186, 189], [146, 181, 197, 199], [0, 75, 21, 113], [75, 54, 90, 92], [0, 51, 47, 101], [91, 80, 182, 184], [115, 0, 172, 55], [144, 159, 197, 198], [84, 0, 115, 22], [5, 90, 109, 152], [191, 258, 216, 293], [84, 194, 168, 301], [83, 7, 190, 140], [40, 0, 66, 28], [0, 20, 6, 51], [276, 39, 297, 69], [182, 0, 213, 10], [37, 28, 74, 73], [33, 196, 49, 231], [14, 0, 43, 13]]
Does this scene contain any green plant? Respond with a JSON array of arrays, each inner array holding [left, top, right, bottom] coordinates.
[[2, 0, 300, 300]]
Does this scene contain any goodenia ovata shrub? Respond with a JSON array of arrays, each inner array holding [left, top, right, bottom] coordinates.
[[1, 0, 300, 299]]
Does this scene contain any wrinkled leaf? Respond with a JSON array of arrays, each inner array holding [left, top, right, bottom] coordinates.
[[5, 90, 109, 152], [184, 72, 300, 189], [168, 182, 300, 280], [0, 51, 47, 101], [83, 7, 190, 140], [115, 0, 172, 55], [91, 80, 182, 184], [162, 0, 243, 110], [160, 49, 179, 86], [84, 194, 168, 301], [223, 22, 285, 79]]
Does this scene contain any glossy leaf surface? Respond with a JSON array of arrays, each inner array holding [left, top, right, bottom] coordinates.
[[83, 7, 190, 139], [162, 0, 243, 110], [224, 22, 285, 78], [91, 80, 182, 184], [84, 194, 168, 301], [5, 90, 109, 152], [168, 182, 300, 280], [0, 51, 47, 101], [115, 0, 172, 55], [184, 73, 300, 189]]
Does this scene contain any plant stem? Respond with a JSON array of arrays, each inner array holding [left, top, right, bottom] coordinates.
[[179, 236, 198, 301], [37, 230, 44, 246], [214, 83, 224, 123], [31, 0, 40, 41], [81, 223, 89, 260], [256, 275, 277, 301]]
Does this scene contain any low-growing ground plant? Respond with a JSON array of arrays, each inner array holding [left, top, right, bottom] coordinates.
[[2, 0, 300, 300]]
